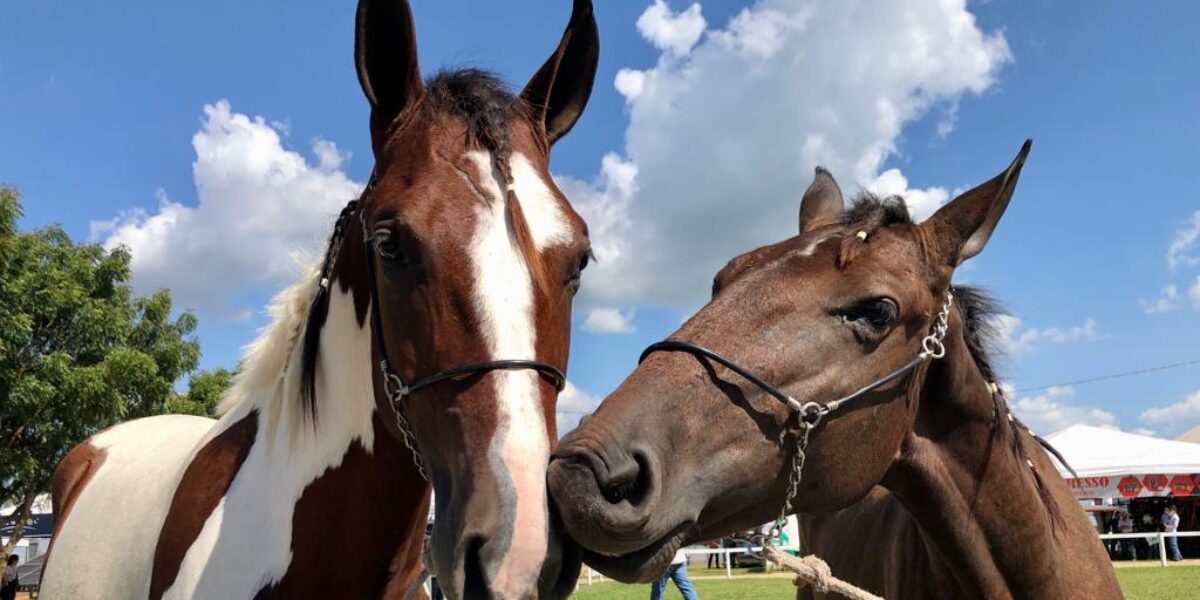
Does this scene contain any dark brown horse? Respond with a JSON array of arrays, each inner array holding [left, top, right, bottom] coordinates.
[[549, 141, 1123, 599], [42, 1, 598, 598]]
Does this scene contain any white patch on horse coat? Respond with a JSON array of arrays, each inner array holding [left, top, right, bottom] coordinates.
[[162, 287, 376, 598], [798, 230, 836, 256], [42, 260, 379, 599], [464, 150, 562, 597], [38, 415, 215, 599], [509, 152, 573, 251]]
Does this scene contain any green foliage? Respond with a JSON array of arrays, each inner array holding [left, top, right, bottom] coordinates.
[[0, 186, 211, 514], [169, 367, 237, 417]]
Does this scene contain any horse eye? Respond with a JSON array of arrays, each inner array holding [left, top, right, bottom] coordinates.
[[572, 249, 593, 280], [578, 249, 594, 274], [841, 298, 898, 330], [567, 249, 594, 293], [373, 231, 406, 263]]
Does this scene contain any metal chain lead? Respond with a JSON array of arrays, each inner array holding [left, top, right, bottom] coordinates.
[[763, 289, 954, 550], [766, 422, 813, 547], [921, 290, 953, 359], [386, 373, 429, 482]]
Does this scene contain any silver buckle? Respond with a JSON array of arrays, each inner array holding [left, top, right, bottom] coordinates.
[[385, 372, 410, 401]]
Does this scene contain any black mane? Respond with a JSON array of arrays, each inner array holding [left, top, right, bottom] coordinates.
[[950, 284, 1071, 530], [949, 285, 1005, 384]]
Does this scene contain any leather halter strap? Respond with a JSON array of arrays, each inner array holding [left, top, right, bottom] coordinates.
[[359, 207, 567, 401], [353, 175, 567, 480], [639, 290, 953, 427], [640, 340, 927, 423]]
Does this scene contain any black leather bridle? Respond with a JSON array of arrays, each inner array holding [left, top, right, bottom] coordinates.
[[638, 291, 953, 429], [637, 290, 954, 546], [317, 174, 567, 481], [359, 210, 567, 392]]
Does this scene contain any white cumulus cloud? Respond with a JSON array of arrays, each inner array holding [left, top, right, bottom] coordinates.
[[1140, 390, 1200, 434], [1139, 284, 1180, 314], [1010, 385, 1119, 435], [1190, 276, 1200, 310], [92, 100, 363, 319], [582, 307, 637, 334], [1167, 210, 1200, 271], [992, 314, 1099, 356], [556, 380, 601, 434], [637, 0, 707, 57], [568, 0, 1011, 309]]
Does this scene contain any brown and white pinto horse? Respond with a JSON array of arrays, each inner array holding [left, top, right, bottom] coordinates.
[[549, 142, 1124, 599], [41, 1, 599, 598]]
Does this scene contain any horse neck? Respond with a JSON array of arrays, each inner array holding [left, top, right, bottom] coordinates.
[[879, 324, 1118, 599], [216, 281, 430, 593]]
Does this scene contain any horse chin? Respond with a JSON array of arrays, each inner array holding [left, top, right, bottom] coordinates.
[[580, 521, 694, 583], [539, 535, 585, 600]]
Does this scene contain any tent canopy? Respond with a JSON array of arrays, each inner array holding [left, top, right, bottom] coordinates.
[[1045, 424, 1200, 478]]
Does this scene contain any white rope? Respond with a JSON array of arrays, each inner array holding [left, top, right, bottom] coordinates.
[[765, 546, 884, 600]]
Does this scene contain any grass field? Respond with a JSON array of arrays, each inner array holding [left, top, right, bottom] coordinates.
[[569, 565, 1200, 599]]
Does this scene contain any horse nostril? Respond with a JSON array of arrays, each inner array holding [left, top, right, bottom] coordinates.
[[463, 536, 489, 599], [597, 451, 654, 506], [601, 484, 626, 504]]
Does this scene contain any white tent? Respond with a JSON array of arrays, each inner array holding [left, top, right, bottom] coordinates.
[[1045, 425, 1200, 500]]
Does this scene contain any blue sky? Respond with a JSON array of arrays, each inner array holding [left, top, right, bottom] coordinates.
[[3, 0, 1198, 437]]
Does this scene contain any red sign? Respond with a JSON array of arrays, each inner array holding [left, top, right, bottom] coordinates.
[[1169, 475, 1195, 497], [1065, 476, 1111, 499], [1143, 474, 1168, 493], [1118, 476, 1143, 498]]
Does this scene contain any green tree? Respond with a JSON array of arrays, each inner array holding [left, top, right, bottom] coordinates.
[[0, 186, 205, 556], [167, 367, 236, 417]]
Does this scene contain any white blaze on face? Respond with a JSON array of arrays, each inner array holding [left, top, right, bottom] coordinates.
[[464, 151, 570, 597], [798, 230, 837, 256]]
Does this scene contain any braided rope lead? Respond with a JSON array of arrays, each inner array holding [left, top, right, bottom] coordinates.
[[764, 547, 884, 600]]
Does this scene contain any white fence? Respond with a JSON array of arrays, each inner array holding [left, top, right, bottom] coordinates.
[[1097, 530, 1200, 567], [581, 544, 796, 585], [579, 532, 1200, 586]]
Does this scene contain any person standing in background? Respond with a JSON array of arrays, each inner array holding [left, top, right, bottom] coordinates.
[[706, 539, 721, 569], [1, 555, 19, 600], [1117, 510, 1137, 560], [651, 548, 700, 600], [1162, 505, 1183, 561]]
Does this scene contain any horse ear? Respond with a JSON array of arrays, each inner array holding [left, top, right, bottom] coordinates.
[[520, 0, 600, 146], [921, 139, 1032, 266], [355, 0, 423, 147], [798, 167, 844, 233]]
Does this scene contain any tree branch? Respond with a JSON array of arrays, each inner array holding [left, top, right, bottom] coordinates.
[[1, 487, 38, 556]]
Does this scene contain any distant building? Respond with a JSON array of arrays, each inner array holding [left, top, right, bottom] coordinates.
[[1178, 425, 1200, 445], [1, 494, 53, 563]]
